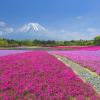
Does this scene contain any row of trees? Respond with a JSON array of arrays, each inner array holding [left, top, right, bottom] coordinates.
[[0, 36, 100, 47]]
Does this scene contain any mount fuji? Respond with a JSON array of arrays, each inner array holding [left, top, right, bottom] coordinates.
[[2, 23, 50, 40], [18, 23, 47, 33]]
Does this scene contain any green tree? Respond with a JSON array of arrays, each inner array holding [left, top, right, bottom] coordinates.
[[94, 36, 100, 45], [23, 40, 33, 46], [0, 40, 8, 47]]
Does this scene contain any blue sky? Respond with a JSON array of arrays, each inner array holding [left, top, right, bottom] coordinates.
[[0, 0, 100, 40]]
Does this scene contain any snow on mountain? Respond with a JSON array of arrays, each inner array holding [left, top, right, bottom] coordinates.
[[17, 23, 47, 33], [2, 22, 51, 40]]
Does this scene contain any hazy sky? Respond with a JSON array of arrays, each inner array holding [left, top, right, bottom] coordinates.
[[0, 0, 100, 40]]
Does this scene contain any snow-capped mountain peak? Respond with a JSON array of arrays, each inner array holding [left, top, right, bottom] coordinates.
[[0, 21, 51, 40], [18, 23, 47, 33]]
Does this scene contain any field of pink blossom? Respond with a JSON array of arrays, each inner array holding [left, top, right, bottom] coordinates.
[[52, 50, 100, 75], [49, 46, 100, 51], [0, 50, 29, 56], [0, 51, 98, 100]]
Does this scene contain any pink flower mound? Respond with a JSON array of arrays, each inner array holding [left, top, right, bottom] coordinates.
[[52, 50, 100, 74], [0, 51, 96, 100]]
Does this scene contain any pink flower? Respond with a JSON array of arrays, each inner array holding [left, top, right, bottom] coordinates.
[[0, 51, 97, 100]]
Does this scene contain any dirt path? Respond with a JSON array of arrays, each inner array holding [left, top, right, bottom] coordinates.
[[53, 54, 100, 95]]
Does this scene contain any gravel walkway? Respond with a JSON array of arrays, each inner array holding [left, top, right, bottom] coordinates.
[[53, 54, 100, 95]]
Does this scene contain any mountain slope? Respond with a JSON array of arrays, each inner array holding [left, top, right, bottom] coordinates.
[[3, 23, 50, 40], [18, 23, 47, 33]]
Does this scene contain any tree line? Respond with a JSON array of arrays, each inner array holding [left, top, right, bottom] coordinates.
[[0, 36, 100, 47]]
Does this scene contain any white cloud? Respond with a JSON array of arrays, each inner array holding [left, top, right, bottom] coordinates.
[[0, 21, 14, 36], [76, 16, 83, 20], [47, 30, 100, 40], [4, 27, 14, 33], [87, 28, 97, 32], [60, 29, 66, 33], [0, 21, 99, 40], [0, 21, 6, 27], [0, 31, 3, 35], [16, 22, 100, 40]]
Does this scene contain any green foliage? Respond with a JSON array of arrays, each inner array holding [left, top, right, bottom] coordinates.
[[22, 40, 33, 46], [94, 36, 100, 45], [0, 37, 97, 47], [0, 39, 8, 47]]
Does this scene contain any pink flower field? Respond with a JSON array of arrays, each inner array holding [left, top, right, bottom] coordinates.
[[0, 51, 98, 100], [48, 46, 100, 51], [0, 50, 29, 57], [52, 50, 100, 75]]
